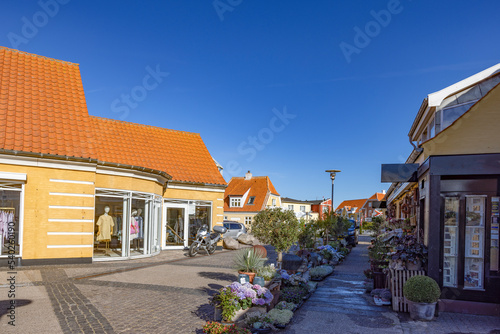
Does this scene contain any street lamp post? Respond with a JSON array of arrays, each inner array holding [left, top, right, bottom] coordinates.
[[325, 170, 341, 212], [325, 170, 341, 244]]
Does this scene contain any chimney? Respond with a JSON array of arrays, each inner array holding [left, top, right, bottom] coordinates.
[[245, 171, 252, 180], [382, 190, 386, 194]]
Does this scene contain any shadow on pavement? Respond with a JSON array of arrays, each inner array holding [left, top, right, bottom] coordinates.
[[198, 271, 238, 283], [0, 299, 32, 319]]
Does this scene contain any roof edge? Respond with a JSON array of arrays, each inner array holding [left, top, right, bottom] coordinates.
[[0, 46, 79, 66]]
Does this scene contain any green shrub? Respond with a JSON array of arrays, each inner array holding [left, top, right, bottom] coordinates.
[[275, 301, 296, 311], [403, 275, 441, 303], [257, 265, 276, 281], [309, 265, 333, 279], [279, 286, 309, 304], [267, 309, 293, 326]]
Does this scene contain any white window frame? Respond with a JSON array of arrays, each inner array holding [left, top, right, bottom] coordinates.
[[272, 199, 276, 207], [300, 205, 306, 212], [230, 197, 242, 208], [245, 216, 252, 225], [288, 205, 294, 210]]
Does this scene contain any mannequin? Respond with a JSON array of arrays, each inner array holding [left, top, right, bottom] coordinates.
[[96, 206, 114, 241], [130, 209, 139, 250], [136, 208, 143, 239], [96, 206, 114, 256]]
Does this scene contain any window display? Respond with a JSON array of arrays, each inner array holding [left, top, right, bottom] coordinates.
[[95, 189, 158, 259], [491, 197, 499, 272], [464, 196, 486, 289], [0, 184, 22, 257], [443, 197, 459, 287]]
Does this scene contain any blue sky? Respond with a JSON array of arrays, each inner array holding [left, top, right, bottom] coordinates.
[[2, 0, 499, 208]]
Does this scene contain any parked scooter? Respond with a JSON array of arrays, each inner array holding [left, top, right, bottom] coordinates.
[[188, 224, 227, 257]]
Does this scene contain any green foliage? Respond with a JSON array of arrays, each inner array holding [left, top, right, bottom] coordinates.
[[279, 286, 309, 304], [257, 265, 276, 281], [202, 322, 252, 334], [233, 248, 267, 273], [309, 265, 333, 279], [252, 208, 302, 253], [245, 311, 273, 330], [275, 301, 297, 311], [267, 309, 294, 326], [211, 288, 241, 321], [297, 221, 317, 249], [368, 237, 389, 262], [403, 275, 441, 303], [366, 216, 387, 236], [315, 211, 350, 243]]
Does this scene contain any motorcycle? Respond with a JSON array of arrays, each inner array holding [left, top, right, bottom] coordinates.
[[188, 224, 227, 257]]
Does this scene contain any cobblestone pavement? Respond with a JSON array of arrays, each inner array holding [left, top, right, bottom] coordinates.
[[1, 240, 499, 334], [0, 248, 244, 334], [284, 235, 500, 334]]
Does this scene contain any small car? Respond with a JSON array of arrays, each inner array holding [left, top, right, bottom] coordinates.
[[345, 219, 359, 246], [222, 221, 247, 239]]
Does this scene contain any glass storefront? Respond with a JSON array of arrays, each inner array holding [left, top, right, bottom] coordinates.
[[94, 189, 161, 259], [163, 199, 212, 249], [0, 181, 23, 257]]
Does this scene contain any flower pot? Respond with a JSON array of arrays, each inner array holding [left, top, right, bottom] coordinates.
[[373, 271, 386, 289], [238, 271, 256, 283], [407, 301, 437, 321]]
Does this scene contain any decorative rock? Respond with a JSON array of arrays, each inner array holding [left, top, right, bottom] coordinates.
[[282, 254, 303, 271], [238, 233, 262, 245], [223, 237, 241, 250]]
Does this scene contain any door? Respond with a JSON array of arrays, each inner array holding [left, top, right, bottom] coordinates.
[[164, 204, 188, 248]]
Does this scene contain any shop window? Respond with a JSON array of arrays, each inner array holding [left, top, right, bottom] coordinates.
[[94, 189, 157, 259], [0, 182, 23, 257], [443, 196, 459, 287], [464, 195, 486, 290]]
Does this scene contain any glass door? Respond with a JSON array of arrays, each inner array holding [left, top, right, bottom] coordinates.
[[164, 204, 188, 248], [464, 195, 486, 290]]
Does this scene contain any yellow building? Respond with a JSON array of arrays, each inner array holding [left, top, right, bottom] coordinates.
[[223, 171, 281, 230], [0, 47, 226, 265], [382, 63, 500, 314], [281, 197, 318, 222]]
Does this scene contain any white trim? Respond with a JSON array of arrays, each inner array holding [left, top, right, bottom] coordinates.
[[0, 154, 96, 172], [217, 198, 224, 201], [96, 167, 163, 183], [217, 206, 223, 209], [50, 192, 95, 198], [217, 214, 223, 217], [48, 219, 94, 223], [47, 232, 93, 235], [0, 171, 27, 181], [49, 205, 94, 210], [428, 63, 500, 107], [167, 184, 225, 193], [228, 217, 241, 221], [47, 245, 93, 248], [50, 179, 94, 185]]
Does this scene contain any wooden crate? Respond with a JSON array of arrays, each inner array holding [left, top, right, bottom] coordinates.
[[390, 269, 426, 312]]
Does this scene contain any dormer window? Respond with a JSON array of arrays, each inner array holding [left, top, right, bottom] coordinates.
[[230, 197, 242, 207], [247, 196, 255, 205]]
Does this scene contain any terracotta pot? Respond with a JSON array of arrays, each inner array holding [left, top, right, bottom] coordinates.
[[238, 271, 256, 283], [253, 245, 267, 257]]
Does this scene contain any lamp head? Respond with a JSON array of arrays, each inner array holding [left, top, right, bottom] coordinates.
[[325, 169, 341, 180]]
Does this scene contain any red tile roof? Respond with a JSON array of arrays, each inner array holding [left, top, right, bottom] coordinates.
[[0, 47, 95, 158], [91, 117, 226, 185], [224, 176, 279, 212], [369, 192, 386, 201], [336, 199, 367, 213], [0, 47, 225, 186]]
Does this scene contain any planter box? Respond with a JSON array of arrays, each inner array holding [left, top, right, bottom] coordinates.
[[373, 271, 387, 289]]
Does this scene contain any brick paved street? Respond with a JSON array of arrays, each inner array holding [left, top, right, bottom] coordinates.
[[1, 240, 499, 334]]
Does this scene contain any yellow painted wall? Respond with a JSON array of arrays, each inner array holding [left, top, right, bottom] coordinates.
[[0, 163, 96, 259], [225, 212, 257, 230], [95, 173, 163, 195], [423, 85, 500, 158], [266, 194, 281, 207], [164, 186, 226, 226]]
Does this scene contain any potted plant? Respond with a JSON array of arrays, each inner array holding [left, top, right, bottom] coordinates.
[[233, 248, 268, 283], [403, 275, 441, 320], [267, 308, 294, 329], [212, 287, 242, 323], [391, 234, 428, 271]]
